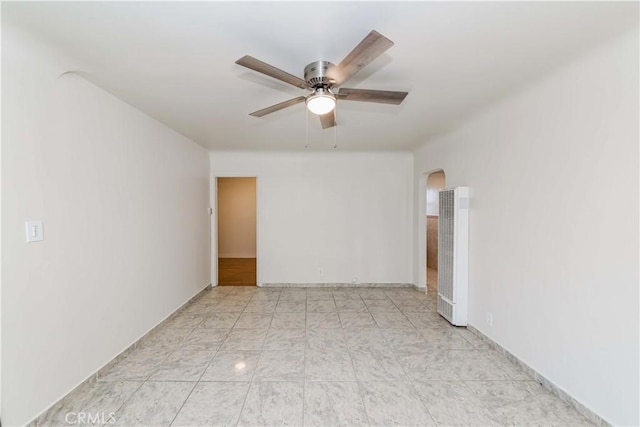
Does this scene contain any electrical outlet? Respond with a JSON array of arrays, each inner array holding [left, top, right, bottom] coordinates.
[[486, 312, 493, 327], [318, 268, 323, 276]]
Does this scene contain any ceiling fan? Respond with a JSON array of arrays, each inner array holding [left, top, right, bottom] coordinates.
[[235, 30, 408, 129]]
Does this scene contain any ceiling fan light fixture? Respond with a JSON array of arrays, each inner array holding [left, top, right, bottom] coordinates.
[[237, 30, 408, 129], [306, 88, 336, 115]]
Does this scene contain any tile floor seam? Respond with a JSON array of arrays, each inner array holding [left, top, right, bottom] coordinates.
[[355, 382, 373, 426], [349, 304, 375, 426], [405, 377, 440, 426], [458, 379, 507, 426], [167, 305, 225, 426], [389, 293, 487, 425], [383, 321, 440, 427], [101, 380, 147, 427], [302, 296, 308, 427], [165, 381, 198, 427], [172, 287, 251, 426], [233, 289, 282, 426]]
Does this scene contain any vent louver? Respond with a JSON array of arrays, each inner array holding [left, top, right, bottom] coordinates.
[[437, 187, 469, 326]]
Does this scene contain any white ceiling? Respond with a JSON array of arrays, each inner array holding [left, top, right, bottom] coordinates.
[[4, 1, 638, 151]]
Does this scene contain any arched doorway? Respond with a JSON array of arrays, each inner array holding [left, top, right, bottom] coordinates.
[[426, 170, 445, 292]]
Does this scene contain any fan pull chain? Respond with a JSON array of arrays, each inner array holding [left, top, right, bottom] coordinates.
[[305, 107, 309, 149], [333, 105, 338, 149]]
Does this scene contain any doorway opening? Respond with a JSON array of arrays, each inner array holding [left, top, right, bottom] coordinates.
[[216, 177, 257, 286], [426, 170, 445, 292]]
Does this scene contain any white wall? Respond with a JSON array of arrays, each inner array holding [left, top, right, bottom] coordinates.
[[210, 151, 414, 285], [413, 29, 639, 425], [217, 177, 257, 258], [2, 25, 211, 426]]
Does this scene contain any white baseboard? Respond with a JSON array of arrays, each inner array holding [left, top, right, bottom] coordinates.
[[260, 282, 415, 288], [466, 324, 610, 426]]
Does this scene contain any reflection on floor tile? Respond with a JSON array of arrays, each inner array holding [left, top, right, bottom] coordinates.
[[44, 286, 592, 427], [201, 350, 260, 382]]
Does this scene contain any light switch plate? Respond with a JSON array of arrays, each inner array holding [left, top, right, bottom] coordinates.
[[25, 220, 44, 243]]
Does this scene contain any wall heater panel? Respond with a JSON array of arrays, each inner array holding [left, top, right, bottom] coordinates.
[[437, 187, 469, 326]]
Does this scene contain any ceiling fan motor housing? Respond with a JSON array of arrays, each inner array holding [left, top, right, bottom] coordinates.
[[304, 60, 337, 88]]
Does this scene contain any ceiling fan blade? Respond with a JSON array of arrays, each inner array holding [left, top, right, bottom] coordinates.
[[236, 55, 309, 89], [249, 96, 306, 117], [334, 30, 394, 85], [319, 110, 336, 129], [337, 88, 408, 105]]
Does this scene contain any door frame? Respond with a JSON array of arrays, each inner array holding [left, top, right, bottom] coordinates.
[[418, 169, 445, 290], [212, 176, 260, 286]]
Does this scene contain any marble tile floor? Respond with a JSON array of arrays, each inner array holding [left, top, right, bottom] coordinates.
[[40, 286, 592, 426]]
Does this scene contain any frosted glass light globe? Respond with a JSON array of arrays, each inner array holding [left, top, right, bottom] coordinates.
[[306, 90, 336, 115]]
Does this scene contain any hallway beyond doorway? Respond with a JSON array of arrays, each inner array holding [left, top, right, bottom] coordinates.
[[218, 258, 257, 286], [216, 177, 257, 286], [427, 267, 438, 293], [425, 170, 445, 291]]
